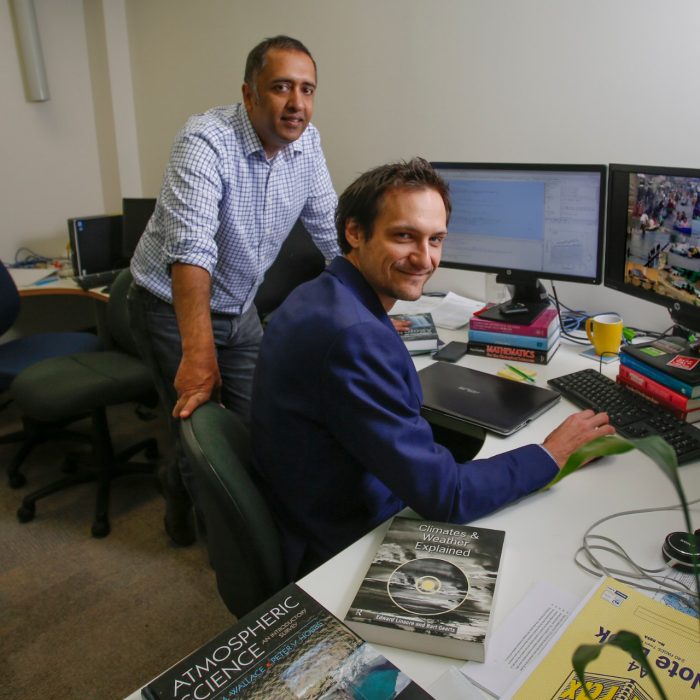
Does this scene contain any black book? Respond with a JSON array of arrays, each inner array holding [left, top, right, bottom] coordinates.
[[344, 516, 505, 662], [621, 336, 700, 392], [142, 582, 433, 699]]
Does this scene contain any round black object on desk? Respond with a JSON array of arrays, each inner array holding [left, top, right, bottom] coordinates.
[[662, 530, 700, 572]]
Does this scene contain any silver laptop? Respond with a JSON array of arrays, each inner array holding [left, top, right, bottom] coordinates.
[[419, 361, 561, 436]]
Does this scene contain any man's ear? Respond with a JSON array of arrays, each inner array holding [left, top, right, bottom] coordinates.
[[242, 82, 254, 111], [344, 219, 364, 250]]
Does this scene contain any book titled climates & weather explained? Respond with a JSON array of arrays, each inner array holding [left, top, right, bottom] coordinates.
[[142, 582, 433, 699], [502, 576, 700, 699], [344, 516, 505, 662]]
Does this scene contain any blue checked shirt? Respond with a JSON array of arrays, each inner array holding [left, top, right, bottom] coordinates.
[[130, 103, 340, 314]]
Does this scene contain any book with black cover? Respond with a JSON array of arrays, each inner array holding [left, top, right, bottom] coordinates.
[[418, 361, 560, 436], [391, 312, 440, 355], [466, 339, 560, 364], [345, 516, 505, 662], [142, 582, 432, 699], [621, 336, 700, 389]]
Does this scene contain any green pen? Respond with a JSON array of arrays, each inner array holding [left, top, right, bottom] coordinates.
[[505, 363, 535, 383]]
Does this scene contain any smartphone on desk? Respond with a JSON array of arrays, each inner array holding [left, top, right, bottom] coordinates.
[[433, 341, 468, 362]]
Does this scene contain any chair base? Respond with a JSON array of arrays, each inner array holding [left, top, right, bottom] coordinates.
[[16, 408, 159, 537], [1, 416, 90, 489]]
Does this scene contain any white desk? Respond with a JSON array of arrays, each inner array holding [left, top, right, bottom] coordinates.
[[297, 338, 700, 694], [125, 336, 700, 699]]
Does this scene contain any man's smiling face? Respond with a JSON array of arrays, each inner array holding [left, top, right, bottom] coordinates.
[[242, 48, 317, 158]]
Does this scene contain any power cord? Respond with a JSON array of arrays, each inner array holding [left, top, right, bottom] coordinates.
[[575, 497, 700, 615]]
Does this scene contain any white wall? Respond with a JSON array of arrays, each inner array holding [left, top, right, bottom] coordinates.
[[0, 0, 107, 262], [4, 0, 700, 332]]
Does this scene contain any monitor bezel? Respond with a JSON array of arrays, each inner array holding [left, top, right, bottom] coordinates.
[[604, 162, 700, 334], [431, 161, 607, 288]]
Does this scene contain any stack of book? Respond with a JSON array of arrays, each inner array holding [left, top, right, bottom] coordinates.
[[618, 335, 700, 422], [467, 305, 561, 364]]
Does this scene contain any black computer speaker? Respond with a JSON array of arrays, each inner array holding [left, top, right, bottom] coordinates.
[[662, 529, 700, 572]]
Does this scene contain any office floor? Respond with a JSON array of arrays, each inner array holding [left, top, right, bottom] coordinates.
[[0, 400, 233, 700]]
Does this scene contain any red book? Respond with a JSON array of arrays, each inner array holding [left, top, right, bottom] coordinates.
[[469, 305, 559, 338], [617, 364, 700, 421]]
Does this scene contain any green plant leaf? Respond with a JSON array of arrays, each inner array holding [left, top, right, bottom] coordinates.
[[541, 435, 634, 490], [573, 630, 669, 700]]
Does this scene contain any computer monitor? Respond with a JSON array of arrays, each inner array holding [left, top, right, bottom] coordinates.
[[604, 163, 700, 336], [122, 197, 156, 259], [431, 163, 606, 311]]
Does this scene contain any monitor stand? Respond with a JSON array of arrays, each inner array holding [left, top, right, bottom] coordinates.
[[480, 275, 551, 325]]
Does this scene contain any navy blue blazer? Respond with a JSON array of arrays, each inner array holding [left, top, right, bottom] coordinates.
[[251, 257, 558, 579]]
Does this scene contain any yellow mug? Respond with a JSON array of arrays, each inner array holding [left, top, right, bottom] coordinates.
[[585, 313, 624, 357]]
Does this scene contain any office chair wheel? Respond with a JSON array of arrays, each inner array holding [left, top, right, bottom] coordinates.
[[17, 502, 36, 523], [91, 519, 111, 538], [8, 472, 26, 489]]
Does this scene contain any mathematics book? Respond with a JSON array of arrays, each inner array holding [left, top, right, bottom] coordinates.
[[344, 516, 505, 662], [142, 582, 433, 699], [502, 576, 700, 699], [466, 339, 560, 364]]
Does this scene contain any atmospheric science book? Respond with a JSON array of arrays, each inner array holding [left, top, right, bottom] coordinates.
[[344, 516, 505, 662], [141, 582, 433, 699]]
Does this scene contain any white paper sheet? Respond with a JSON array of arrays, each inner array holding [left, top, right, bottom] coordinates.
[[460, 580, 579, 697]]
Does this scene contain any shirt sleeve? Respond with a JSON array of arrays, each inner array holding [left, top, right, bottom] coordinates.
[[299, 130, 341, 261], [320, 321, 559, 524], [158, 127, 223, 274]]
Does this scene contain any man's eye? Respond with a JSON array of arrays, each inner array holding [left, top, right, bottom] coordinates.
[[303, 86, 316, 95], [430, 236, 446, 246]]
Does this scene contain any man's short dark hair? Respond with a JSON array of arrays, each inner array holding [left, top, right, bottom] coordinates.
[[244, 36, 317, 90], [335, 158, 452, 254]]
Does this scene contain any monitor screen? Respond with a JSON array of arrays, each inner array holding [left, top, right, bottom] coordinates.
[[604, 163, 700, 335], [122, 197, 156, 259], [431, 163, 606, 304]]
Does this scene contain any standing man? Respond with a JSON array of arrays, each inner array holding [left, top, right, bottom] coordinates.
[[251, 158, 614, 579], [129, 36, 340, 545]]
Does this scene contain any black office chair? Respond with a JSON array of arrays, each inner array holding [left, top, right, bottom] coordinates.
[[0, 262, 103, 487], [180, 401, 286, 617], [254, 220, 325, 321], [12, 269, 159, 537]]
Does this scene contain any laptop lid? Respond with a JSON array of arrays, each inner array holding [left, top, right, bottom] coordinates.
[[68, 214, 124, 278], [418, 361, 561, 436]]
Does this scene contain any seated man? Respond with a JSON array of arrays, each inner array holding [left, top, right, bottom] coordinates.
[[251, 157, 613, 579]]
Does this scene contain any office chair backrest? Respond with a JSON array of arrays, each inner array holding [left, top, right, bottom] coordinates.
[[0, 263, 21, 336], [107, 269, 139, 355], [180, 402, 285, 617], [254, 220, 325, 318]]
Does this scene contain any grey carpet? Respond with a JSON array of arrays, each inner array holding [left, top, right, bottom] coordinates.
[[0, 401, 234, 700]]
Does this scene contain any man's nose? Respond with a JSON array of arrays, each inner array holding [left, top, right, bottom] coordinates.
[[286, 87, 304, 110], [410, 241, 432, 269]]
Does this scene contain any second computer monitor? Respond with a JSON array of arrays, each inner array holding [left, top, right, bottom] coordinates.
[[604, 163, 700, 335], [431, 162, 606, 304], [122, 197, 157, 259]]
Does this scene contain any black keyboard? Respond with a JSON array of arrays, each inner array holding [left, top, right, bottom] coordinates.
[[548, 368, 700, 464]]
